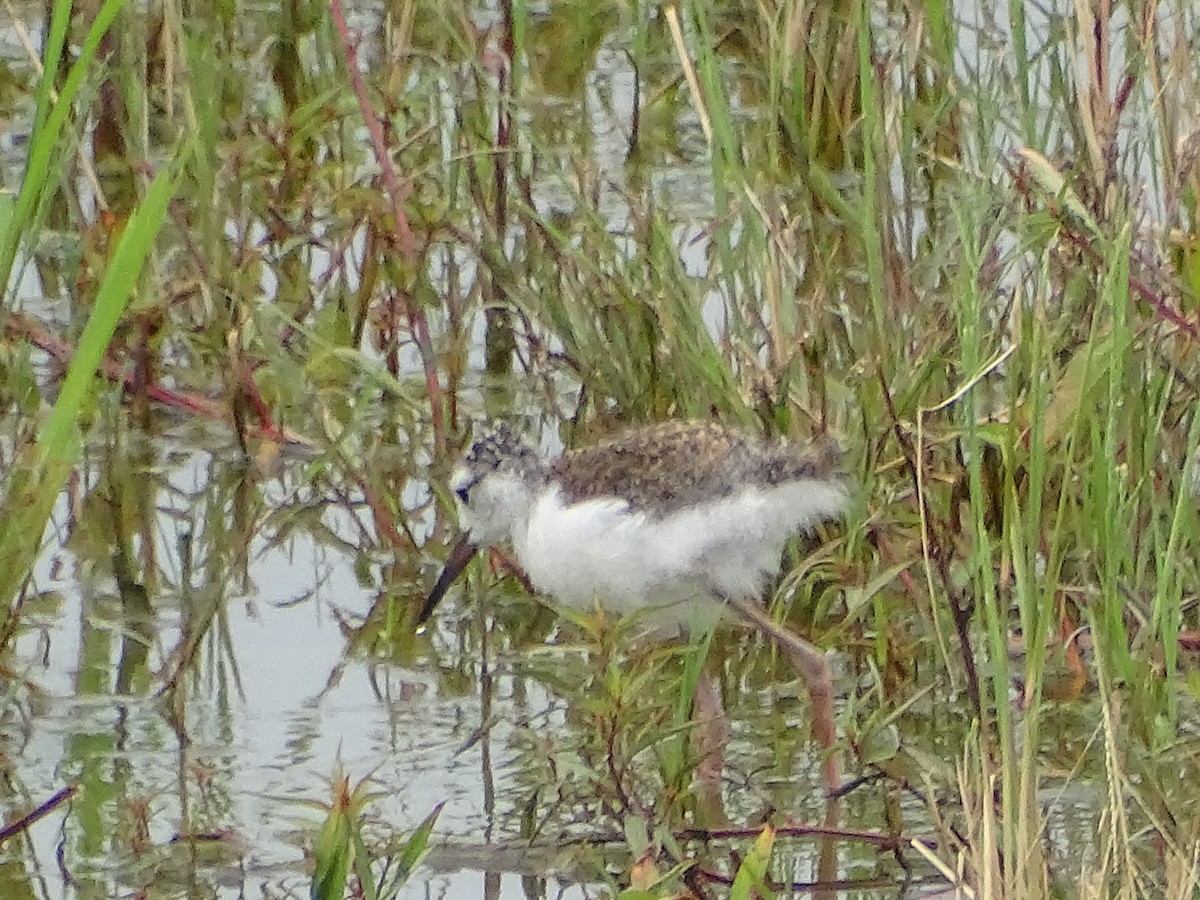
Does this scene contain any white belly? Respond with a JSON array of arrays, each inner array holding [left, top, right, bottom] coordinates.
[[511, 481, 846, 633]]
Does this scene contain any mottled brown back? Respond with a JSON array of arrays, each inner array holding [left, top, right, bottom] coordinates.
[[549, 421, 842, 515]]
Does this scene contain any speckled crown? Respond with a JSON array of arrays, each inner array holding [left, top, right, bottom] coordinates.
[[462, 420, 540, 476]]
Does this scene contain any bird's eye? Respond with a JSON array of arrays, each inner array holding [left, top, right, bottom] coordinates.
[[455, 486, 471, 504]]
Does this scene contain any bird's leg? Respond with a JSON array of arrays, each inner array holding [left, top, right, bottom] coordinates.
[[693, 667, 729, 788], [722, 594, 840, 794], [692, 666, 729, 825]]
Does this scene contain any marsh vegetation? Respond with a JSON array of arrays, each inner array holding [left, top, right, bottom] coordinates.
[[3, 0, 1200, 897]]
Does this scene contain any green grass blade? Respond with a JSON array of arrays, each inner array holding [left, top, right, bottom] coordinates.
[[0, 0, 132, 300], [0, 146, 188, 611]]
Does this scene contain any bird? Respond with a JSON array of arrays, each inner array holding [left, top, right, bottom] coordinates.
[[418, 419, 849, 793]]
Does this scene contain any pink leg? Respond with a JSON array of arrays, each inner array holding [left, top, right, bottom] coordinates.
[[693, 667, 729, 824], [724, 596, 841, 793], [694, 668, 729, 789]]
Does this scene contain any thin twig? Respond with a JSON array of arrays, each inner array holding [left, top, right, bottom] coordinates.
[[0, 784, 78, 844], [327, 0, 446, 453]]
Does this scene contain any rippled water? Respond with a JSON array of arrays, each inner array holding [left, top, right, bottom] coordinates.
[[7, 423, 879, 897]]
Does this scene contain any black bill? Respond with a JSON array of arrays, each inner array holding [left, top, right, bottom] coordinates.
[[416, 533, 479, 625]]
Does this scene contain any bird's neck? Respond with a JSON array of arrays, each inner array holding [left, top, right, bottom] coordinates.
[[470, 468, 545, 547]]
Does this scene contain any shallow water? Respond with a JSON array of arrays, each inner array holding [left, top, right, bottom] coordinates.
[[6, 425, 896, 898]]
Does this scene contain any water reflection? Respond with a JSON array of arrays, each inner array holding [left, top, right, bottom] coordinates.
[[5, 429, 476, 896], [6, 422, 912, 897]]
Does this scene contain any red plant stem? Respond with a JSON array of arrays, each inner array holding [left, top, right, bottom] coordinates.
[[6, 312, 312, 448], [327, 0, 445, 454], [1008, 155, 1199, 339], [357, 473, 410, 551]]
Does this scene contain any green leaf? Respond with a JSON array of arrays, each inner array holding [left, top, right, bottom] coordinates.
[[730, 825, 776, 900], [0, 146, 187, 610], [391, 801, 443, 883]]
